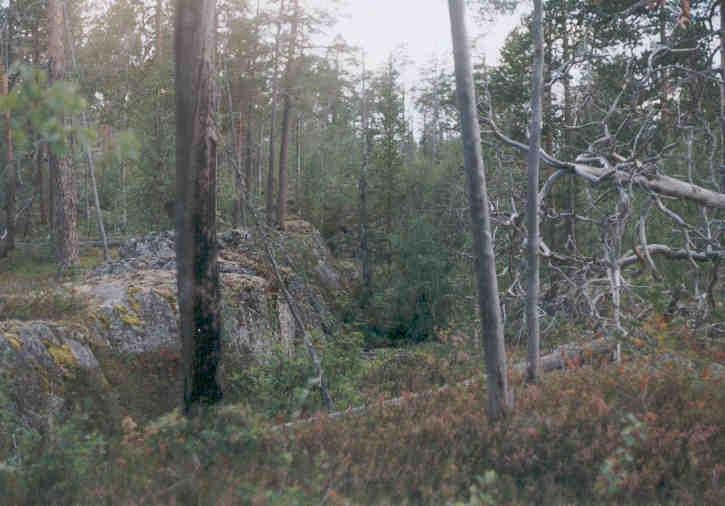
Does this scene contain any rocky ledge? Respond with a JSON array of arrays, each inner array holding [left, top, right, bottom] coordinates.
[[0, 221, 351, 432]]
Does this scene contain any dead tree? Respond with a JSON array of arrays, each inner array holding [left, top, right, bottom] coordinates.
[[175, 0, 223, 414], [481, 40, 725, 334], [448, 0, 512, 420], [720, 0, 725, 193], [526, 0, 544, 383]]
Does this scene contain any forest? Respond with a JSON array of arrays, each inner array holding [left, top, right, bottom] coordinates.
[[0, 0, 723, 504]]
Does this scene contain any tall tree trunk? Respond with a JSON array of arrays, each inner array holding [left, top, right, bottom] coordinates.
[[257, 118, 264, 195], [266, 0, 285, 226], [175, 0, 222, 414], [156, 0, 163, 59], [720, 0, 725, 193], [359, 53, 372, 299], [245, 104, 254, 210], [276, 0, 299, 230], [562, 24, 576, 249], [48, 0, 78, 273], [32, 18, 48, 227], [295, 113, 302, 212], [47, 144, 53, 231], [448, 0, 512, 420], [276, 100, 291, 230], [155, 0, 167, 230], [1, 62, 15, 258], [526, 0, 544, 384], [228, 78, 244, 228], [62, 0, 109, 260]]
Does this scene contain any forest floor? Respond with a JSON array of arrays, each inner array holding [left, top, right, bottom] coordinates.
[[0, 242, 723, 505]]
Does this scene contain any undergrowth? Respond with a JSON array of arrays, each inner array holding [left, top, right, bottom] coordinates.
[[2, 347, 721, 505]]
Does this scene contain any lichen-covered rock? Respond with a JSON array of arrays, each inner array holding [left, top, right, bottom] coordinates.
[[0, 320, 106, 430], [0, 220, 348, 429], [82, 270, 180, 354]]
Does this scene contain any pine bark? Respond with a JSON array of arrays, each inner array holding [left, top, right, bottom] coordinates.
[[266, 0, 285, 226], [276, 0, 299, 230], [174, 0, 223, 414], [448, 0, 512, 420], [1, 63, 15, 258], [526, 0, 544, 384], [48, 0, 78, 273], [32, 18, 48, 227], [245, 104, 254, 208], [62, 0, 109, 260]]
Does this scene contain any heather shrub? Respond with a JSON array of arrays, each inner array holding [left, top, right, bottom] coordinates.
[[80, 352, 722, 505]]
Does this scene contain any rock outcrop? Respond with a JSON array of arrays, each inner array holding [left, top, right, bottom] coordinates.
[[0, 221, 347, 432]]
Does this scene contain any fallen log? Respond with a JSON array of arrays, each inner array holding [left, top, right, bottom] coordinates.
[[275, 338, 620, 432], [512, 338, 620, 374], [486, 117, 725, 209], [15, 239, 125, 248]]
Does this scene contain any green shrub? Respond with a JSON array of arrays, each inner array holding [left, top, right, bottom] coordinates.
[[0, 287, 87, 321], [1, 410, 105, 505], [225, 330, 365, 417]]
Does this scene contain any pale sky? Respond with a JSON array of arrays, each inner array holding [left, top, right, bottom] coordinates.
[[309, 0, 524, 123], [317, 1, 522, 78]]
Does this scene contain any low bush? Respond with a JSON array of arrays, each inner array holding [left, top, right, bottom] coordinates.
[[0, 287, 87, 321], [20, 351, 715, 505]]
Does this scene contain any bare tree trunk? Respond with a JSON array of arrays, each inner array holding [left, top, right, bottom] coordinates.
[[1, 62, 15, 258], [541, 19, 556, 248], [277, 98, 292, 229], [46, 144, 53, 231], [448, 0, 512, 420], [34, 142, 44, 227], [276, 0, 300, 231], [62, 0, 109, 260], [266, 0, 285, 226], [359, 53, 372, 299], [32, 18, 48, 228], [234, 114, 244, 227], [175, 0, 222, 414], [295, 113, 302, 213], [48, 0, 78, 274], [245, 104, 254, 213], [720, 0, 725, 193], [562, 25, 576, 249], [156, 0, 163, 59], [257, 118, 264, 196], [227, 77, 244, 228], [121, 159, 127, 232], [526, 0, 544, 384]]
